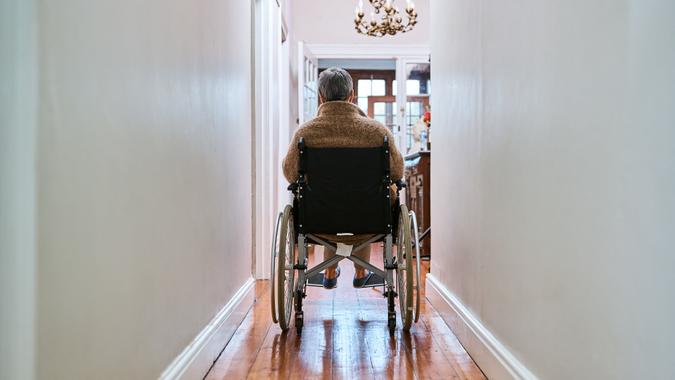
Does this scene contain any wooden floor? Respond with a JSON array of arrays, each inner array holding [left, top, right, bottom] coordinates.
[[205, 247, 486, 380]]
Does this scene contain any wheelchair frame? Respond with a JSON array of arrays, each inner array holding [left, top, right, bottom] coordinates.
[[270, 137, 422, 335]]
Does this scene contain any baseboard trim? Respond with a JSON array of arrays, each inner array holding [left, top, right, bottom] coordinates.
[[159, 277, 256, 380], [425, 275, 537, 380]]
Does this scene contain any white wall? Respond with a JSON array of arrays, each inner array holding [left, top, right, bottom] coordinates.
[[0, 1, 38, 379], [33, 0, 253, 378], [430, 0, 675, 379]]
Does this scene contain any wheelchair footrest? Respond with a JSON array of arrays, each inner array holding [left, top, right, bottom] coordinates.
[[306, 272, 325, 287], [357, 273, 385, 288]]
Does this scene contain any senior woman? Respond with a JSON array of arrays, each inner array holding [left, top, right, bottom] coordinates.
[[282, 67, 404, 289]]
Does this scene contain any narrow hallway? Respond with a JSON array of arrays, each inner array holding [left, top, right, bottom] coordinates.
[[3, 0, 675, 379], [205, 248, 485, 380]]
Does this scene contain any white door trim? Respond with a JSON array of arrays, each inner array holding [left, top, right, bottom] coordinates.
[[253, 0, 282, 280], [305, 43, 429, 60]]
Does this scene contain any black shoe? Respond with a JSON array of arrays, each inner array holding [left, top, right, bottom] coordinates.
[[323, 267, 340, 289], [353, 271, 385, 288]]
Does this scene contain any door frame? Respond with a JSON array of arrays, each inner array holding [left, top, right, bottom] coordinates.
[[253, 0, 285, 280], [305, 44, 429, 60]]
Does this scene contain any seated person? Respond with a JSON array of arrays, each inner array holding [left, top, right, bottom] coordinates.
[[282, 67, 404, 289]]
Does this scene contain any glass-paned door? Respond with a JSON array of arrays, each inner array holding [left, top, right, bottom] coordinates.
[[367, 96, 396, 134], [401, 62, 431, 154], [298, 41, 318, 124], [357, 79, 387, 114], [405, 96, 430, 153]]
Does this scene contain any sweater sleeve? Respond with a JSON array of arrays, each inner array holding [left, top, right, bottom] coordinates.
[[282, 131, 300, 183]]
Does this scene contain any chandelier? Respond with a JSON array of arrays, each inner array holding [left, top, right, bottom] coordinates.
[[354, 0, 418, 37]]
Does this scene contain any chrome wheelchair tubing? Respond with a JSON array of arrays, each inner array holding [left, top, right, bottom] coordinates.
[[352, 234, 386, 252], [384, 233, 396, 334], [384, 234, 395, 292], [294, 234, 307, 334], [347, 255, 386, 279], [303, 234, 387, 280], [304, 255, 343, 279], [304, 234, 388, 280], [295, 234, 307, 293]]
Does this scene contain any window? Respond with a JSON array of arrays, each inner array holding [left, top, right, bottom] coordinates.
[[393, 79, 428, 96], [372, 101, 394, 126], [357, 79, 386, 113]]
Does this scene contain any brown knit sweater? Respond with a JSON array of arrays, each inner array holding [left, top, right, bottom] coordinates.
[[282, 101, 404, 183]]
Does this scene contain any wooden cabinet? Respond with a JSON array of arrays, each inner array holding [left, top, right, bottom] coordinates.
[[404, 151, 430, 257]]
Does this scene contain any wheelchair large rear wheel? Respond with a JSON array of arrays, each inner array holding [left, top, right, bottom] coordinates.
[[274, 205, 296, 331], [409, 210, 423, 323], [270, 212, 283, 324], [396, 204, 414, 331]]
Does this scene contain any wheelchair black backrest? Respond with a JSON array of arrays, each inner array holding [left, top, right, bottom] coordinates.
[[295, 136, 393, 235]]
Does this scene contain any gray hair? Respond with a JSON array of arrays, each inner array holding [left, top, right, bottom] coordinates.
[[318, 67, 353, 101]]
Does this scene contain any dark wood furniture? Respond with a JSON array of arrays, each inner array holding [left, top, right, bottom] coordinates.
[[404, 151, 431, 257]]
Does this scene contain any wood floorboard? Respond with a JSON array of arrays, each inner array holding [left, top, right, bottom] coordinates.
[[205, 246, 486, 380]]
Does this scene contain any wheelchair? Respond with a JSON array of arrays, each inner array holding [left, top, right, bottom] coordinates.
[[270, 137, 422, 335]]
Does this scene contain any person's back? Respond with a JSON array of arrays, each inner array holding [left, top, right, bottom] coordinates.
[[282, 67, 404, 289], [282, 101, 403, 183]]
